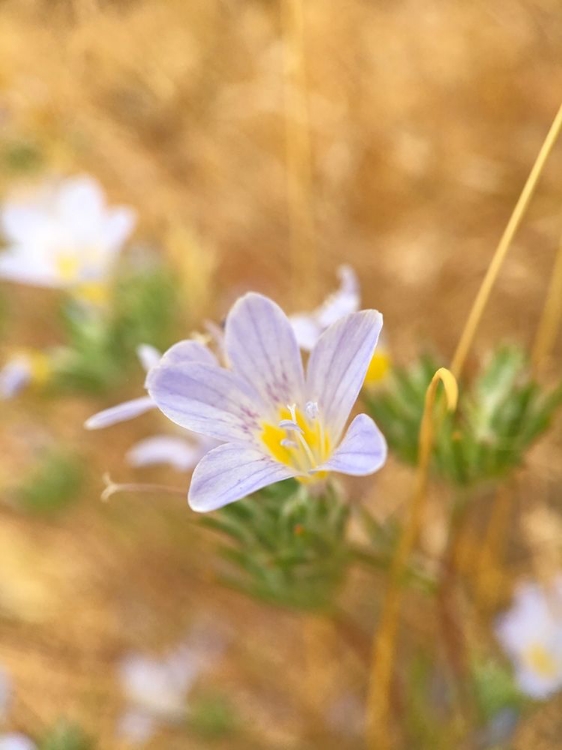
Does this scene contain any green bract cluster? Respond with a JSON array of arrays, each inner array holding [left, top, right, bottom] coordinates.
[[365, 346, 562, 486], [201, 480, 351, 611], [53, 263, 181, 394]]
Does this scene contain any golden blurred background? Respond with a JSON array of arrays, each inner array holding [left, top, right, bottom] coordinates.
[[1, 0, 562, 747]]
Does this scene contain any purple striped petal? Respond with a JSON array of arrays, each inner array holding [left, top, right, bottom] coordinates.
[[225, 293, 305, 413], [306, 310, 383, 441], [147, 362, 261, 443], [84, 396, 155, 430], [188, 442, 296, 512], [318, 414, 387, 476]]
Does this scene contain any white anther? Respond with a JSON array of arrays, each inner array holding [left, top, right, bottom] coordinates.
[[280, 439, 298, 448], [279, 419, 303, 433], [305, 401, 319, 419]]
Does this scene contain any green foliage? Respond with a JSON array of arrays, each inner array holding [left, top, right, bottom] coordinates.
[[472, 659, 523, 722], [40, 721, 93, 750], [16, 450, 84, 515], [366, 346, 562, 486], [188, 693, 239, 739], [200, 480, 351, 611], [1, 139, 44, 174], [111, 263, 181, 355], [52, 262, 182, 394]]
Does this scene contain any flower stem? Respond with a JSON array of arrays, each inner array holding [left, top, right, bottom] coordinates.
[[532, 230, 562, 375], [365, 369, 457, 749], [450, 102, 562, 380]]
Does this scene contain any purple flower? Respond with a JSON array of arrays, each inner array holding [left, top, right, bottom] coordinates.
[[147, 292, 387, 512], [85, 342, 217, 472]]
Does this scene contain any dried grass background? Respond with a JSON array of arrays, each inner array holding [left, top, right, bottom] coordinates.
[[1, 0, 562, 747]]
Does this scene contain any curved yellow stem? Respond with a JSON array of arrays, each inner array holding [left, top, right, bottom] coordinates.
[[366, 369, 457, 750], [532, 231, 562, 375]]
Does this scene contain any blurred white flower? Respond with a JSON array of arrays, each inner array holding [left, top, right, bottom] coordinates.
[[0, 351, 51, 400], [290, 265, 390, 387], [290, 265, 360, 351], [117, 629, 224, 744], [495, 578, 562, 699], [0, 175, 135, 293], [0, 735, 36, 750], [85, 342, 218, 471]]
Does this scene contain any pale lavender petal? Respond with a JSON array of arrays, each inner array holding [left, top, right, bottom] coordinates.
[[147, 362, 261, 443], [116, 710, 156, 745], [55, 175, 104, 231], [1, 204, 44, 244], [127, 435, 204, 472], [306, 310, 383, 442], [0, 358, 32, 399], [0, 735, 37, 750], [516, 667, 562, 699], [119, 652, 191, 716], [225, 293, 305, 412], [0, 251, 59, 287], [318, 414, 387, 476], [101, 207, 136, 251], [84, 396, 155, 430], [316, 265, 360, 328], [137, 344, 161, 372], [160, 340, 218, 368], [188, 442, 296, 512], [289, 314, 322, 351]]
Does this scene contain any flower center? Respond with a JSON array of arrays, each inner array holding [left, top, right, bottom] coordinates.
[[260, 402, 331, 475], [523, 643, 559, 678], [56, 254, 80, 281]]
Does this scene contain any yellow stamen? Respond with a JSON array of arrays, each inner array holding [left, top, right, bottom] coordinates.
[[364, 350, 391, 388], [25, 351, 51, 387], [523, 644, 558, 678], [260, 405, 330, 479], [56, 254, 80, 282], [74, 281, 110, 306]]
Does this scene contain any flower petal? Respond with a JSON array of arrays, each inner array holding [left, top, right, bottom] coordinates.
[[188, 442, 296, 512], [0, 250, 59, 287], [225, 293, 305, 412], [160, 340, 218, 368], [85, 396, 155, 430], [136, 344, 162, 372], [1, 204, 44, 245], [306, 309, 383, 441], [147, 362, 261, 443], [289, 314, 322, 351], [316, 265, 360, 328], [0, 734, 37, 750], [318, 413, 387, 476], [101, 207, 136, 251], [55, 175, 105, 231], [0, 358, 32, 399], [127, 435, 205, 472]]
